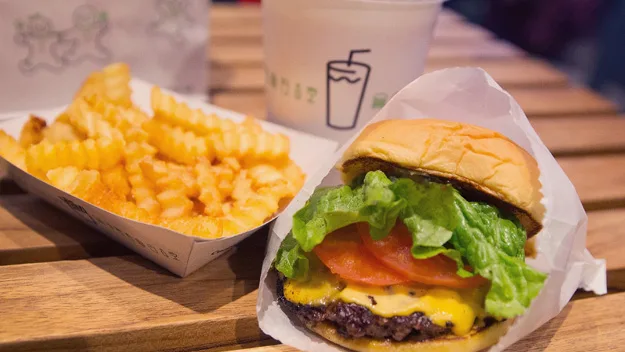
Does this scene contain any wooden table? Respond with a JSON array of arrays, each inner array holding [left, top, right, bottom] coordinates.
[[1, 4, 625, 352]]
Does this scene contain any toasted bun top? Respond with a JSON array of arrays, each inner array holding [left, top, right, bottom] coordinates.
[[339, 119, 544, 237], [309, 320, 512, 352]]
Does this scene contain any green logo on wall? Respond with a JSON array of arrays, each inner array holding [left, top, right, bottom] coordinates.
[[372, 93, 388, 109], [307, 87, 317, 103]]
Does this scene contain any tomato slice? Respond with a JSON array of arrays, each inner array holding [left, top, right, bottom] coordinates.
[[358, 223, 488, 288], [313, 225, 410, 286]]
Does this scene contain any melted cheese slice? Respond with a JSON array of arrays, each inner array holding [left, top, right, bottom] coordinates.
[[284, 272, 487, 336]]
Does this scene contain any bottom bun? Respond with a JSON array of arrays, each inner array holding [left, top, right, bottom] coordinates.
[[307, 320, 513, 352]]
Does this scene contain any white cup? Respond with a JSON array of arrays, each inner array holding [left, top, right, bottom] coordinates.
[[262, 0, 444, 144]]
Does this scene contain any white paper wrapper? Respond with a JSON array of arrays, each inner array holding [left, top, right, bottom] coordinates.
[[0, 78, 338, 277], [257, 68, 607, 351]]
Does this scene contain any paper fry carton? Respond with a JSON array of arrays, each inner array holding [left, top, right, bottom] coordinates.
[[0, 79, 338, 277]]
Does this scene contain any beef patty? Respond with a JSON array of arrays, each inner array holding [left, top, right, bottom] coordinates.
[[277, 277, 457, 341]]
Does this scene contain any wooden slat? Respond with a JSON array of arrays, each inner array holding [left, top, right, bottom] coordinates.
[[205, 291, 625, 352], [0, 195, 129, 265], [511, 87, 618, 117], [211, 4, 262, 21], [210, 87, 617, 121], [587, 209, 625, 293], [210, 92, 265, 118], [0, 231, 268, 352], [426, 58, 568, 87], [587, 208, 625, 271], [532, 116, 625, 156], [210, 40, 523, 67], [210, 20, 492, 44], [211, 58, 568, 92], [559, 155, 625, 210]]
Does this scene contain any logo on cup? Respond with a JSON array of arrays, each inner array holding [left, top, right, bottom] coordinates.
[[326, 49, 371, 130]]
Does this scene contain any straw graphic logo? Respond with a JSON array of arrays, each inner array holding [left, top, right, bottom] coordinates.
[[326, 49, 371, 130]]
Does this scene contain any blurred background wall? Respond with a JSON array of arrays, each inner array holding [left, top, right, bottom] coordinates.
[[446, 0, 625, 110]]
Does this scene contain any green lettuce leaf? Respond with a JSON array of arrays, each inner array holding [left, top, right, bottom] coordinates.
[[361, 172, 406, 239], [450, 194, 546, 318], [292, 171, 403, 251], [274, 234, 309, 280], [389, 178, 468, 273]]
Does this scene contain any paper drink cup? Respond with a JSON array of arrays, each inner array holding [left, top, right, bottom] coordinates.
[[262, 0, 445, 144]]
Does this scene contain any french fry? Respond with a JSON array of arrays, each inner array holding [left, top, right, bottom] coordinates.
[[128, 173, 161, 217], [231, 170, 253, 202], [26, 138, 124, 173], [160, 216, 222, 239], [101, 164, 130, 199], [0, 130, 26, 169], [151, 86, 237, 135], [157, 188, 194, 218], [139, 158, 198, 197], [19, 115, 46, 148], [143, 120, 212, 165], [76, 63, 132, 108], [66, 98, 124, 141], [209, 128, 290, 163], [195, 160, 223, 216], [221, 188, 283, 237], [279, 160, 306, 196], [42, 121, 84, 143]]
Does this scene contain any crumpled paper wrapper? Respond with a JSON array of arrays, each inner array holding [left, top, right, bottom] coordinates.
[[256, 68, 607, 351]]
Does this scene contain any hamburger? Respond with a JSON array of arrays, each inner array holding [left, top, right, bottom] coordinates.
[[273, 119, 547, 352]]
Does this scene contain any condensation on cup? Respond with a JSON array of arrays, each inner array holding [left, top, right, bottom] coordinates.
[[263, 0, 444, 144]]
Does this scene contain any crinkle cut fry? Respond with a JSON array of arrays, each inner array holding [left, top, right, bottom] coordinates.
[[139, 158, 196, 219], [124, 142, 160, 216], [26, 138, 124, 174], [143, 120, 212, 165], [83, 94, 149, 140], [209, 127, 290, 163], [66, 98, 124, 141], [76, 62, 132, 108], [151, 86, 237, 135], [222, 185, 290, 237]]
